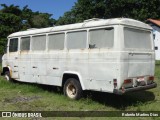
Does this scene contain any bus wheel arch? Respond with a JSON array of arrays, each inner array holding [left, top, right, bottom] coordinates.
[[2, 66, 11, 75], [2, 67, 13, 81], [62, 72, 84, 100]]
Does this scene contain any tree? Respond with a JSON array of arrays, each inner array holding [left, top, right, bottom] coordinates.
[[57, 0, 160, 25], [56, 11, 76, 25], [1, 4, 22, 16], [0, 4, 56, 54], [56, 0, 106, 25], [21, 5, 56, 29], [104, 0, 160, 21], [30, 12, 54, 28], [0, 4, 22, 54]]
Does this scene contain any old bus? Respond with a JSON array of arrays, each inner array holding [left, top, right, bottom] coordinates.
[[1, 18, 157, 99]]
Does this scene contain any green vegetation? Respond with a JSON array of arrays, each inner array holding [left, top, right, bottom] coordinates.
[[56, 0, 160, 25], [0, 4, 56, 54], [0, 63, 159, 120]]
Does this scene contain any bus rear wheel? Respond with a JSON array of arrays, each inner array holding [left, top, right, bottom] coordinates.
[[63, 78, 82, 100]]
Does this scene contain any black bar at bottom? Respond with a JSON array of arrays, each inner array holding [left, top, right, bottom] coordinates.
[[0, 111, 159, 117]]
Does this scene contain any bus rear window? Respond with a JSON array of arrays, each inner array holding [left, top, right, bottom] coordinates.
[[124, 28, 152, 49]]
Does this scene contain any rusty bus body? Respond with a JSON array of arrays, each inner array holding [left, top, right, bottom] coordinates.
[[1, 18, 157, 99]]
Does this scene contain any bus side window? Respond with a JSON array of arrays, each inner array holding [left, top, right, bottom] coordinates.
[[20, 37, 30, 51], [32, 35, 46, 51], [89, 28, 114, 49], [9, 38, 18, 52], [48, 33, 65, 50], [67, 31, 87, 49]]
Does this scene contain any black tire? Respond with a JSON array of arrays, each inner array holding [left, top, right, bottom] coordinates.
[[63, 78, 83, 100], [4, 71, 13, 82]]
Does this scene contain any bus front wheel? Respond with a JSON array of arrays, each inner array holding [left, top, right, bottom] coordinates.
[[4, 71, 12, 82], [63, 78, 82, 100]]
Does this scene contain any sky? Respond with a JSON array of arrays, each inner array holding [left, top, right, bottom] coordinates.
[[0, 0, 77, 19]]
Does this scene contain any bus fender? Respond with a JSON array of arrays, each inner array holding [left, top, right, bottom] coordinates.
[[1, 66, 12, 77], [62, 71, 85, 90]]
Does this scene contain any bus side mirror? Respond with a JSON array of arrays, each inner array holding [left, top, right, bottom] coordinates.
[[155, 46, 158, 50]]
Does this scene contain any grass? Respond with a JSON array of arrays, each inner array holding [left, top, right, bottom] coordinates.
[[0, 63, 160, 120]]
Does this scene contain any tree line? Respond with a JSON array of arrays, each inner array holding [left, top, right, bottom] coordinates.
[[0, 4, 56, 53], [0, 0, 160, 54], [57, 0, 160, 25]]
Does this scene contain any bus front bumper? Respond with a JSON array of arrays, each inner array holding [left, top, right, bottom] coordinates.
[[113, 82, 157, 95]]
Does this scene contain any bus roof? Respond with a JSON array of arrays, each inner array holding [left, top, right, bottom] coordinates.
[[8, 18, 152, 38]]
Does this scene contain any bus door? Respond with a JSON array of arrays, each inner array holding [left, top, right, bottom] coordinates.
[[8, 38, 20, 79]]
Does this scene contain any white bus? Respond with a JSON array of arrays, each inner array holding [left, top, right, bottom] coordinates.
[[1, 18, 157, 100]]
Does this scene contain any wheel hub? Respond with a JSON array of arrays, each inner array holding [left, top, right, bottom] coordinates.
[[5, 74, 9, 81], [67, 83, 77, 98]]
